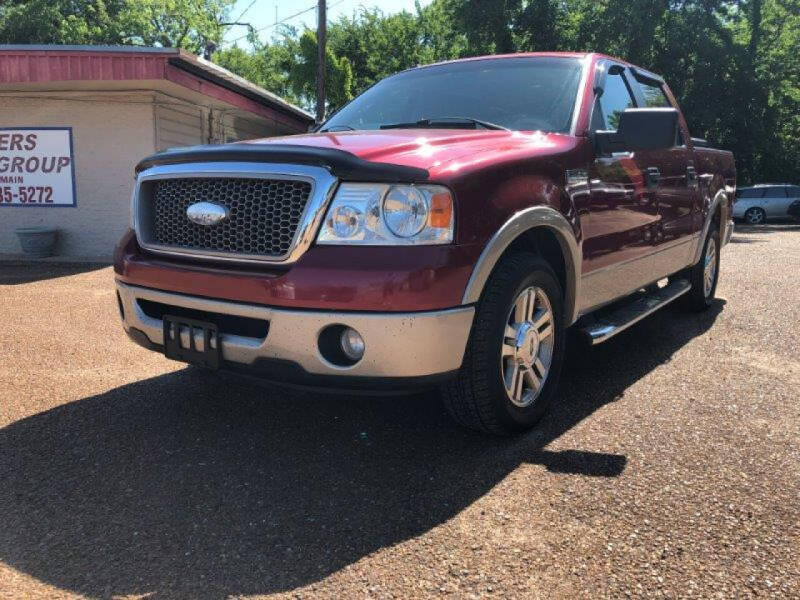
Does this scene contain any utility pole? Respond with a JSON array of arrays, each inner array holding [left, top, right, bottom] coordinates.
[[316, 0, 326, 123]]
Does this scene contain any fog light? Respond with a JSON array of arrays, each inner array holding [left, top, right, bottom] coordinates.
[[340, 327, 365, 361]]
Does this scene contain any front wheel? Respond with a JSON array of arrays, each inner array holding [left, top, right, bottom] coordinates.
[[441, 253, 566, 435]]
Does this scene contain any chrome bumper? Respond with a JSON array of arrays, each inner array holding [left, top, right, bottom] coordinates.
[[116, 282, 474, 378]]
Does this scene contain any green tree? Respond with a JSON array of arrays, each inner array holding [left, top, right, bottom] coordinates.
[[327, 6, 463, 95], [563, 0, 799, 183], [281, 29, 354, 114], [441, 0, 519, 54], [0, 0, 125, 44], [0, 0, 235, 54], [119, 0, 235, 54], [212, 39, 299, 105], [3, 0, 798, 183], [416, 0, 467, 65]]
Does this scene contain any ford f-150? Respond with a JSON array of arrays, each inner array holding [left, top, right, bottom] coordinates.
[[114, 52, 736, 434]]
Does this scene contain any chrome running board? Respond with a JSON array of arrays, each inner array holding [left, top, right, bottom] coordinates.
[[578, 278, 691, 345]]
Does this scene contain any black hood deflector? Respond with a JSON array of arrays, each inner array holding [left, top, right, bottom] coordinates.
[[135, 143, 430, 182]]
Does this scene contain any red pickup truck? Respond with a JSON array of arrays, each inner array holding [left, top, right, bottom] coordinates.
[[114, 52, 735, 434]]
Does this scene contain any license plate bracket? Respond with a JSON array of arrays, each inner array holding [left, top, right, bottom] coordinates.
[[163, 315, 220, 369]]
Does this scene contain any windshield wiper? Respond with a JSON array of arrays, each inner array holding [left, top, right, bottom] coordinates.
[[319, 125, 356, 132], [379, 117, 509, 131]]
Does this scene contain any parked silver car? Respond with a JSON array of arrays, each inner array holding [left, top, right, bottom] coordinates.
[[733, 184, 800, 224]]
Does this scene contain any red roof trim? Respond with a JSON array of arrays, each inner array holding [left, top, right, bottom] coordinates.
[[0, 49, 306, 132], [0, 50, 169, 83], [164, 64, 300, 130]]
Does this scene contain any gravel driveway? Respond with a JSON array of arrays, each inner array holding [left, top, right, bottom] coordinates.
[[0, 224, 798, 599]]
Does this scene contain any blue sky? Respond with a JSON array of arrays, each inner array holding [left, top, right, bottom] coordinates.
[[223, 0, 432, 46]]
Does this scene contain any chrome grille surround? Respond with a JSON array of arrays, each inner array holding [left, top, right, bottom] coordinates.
[[133, 162, 338, 265]]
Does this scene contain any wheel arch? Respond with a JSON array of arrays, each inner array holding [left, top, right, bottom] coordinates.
[[692, 187, 730, 264], [461, 206, 581, 325]]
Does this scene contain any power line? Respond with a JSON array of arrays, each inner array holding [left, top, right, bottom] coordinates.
[[225, 2, 317, 45], [223, 0, 343, 46], [232, 0, 260, 23]]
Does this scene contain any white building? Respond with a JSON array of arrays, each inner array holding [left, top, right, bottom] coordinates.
[[0, 45, 313, 259]]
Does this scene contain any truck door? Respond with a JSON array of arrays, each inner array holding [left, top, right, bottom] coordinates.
[[628, 73, 699, 276], [579, 63, 659, 310]]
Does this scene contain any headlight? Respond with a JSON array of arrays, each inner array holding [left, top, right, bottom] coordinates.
[[317, 183, 454, 245], [383, 186, 428, 237], [329, 204, 363, 238]]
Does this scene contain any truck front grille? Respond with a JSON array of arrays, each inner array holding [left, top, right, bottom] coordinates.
[[144, 177, 313, 259]]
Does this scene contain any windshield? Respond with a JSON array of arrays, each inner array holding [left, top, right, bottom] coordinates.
[[322, 57, 584, 134]]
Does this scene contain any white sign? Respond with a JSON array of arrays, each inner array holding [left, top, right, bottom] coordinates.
[[0, 128, 76, 207]]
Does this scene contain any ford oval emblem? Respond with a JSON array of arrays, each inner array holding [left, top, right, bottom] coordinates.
[[186, 201, 229, 226]]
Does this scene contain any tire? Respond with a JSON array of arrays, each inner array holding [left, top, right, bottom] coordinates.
[[681, 226, 720, 311], [744, 207, 766, 225], [441, 253, 566, 435]]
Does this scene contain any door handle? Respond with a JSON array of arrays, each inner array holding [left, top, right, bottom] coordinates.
[[645, 167, 660, 190], [686, 165, 698, 187]]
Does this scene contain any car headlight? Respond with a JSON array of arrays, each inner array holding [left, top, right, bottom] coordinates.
[[317, 183, 454, 245]]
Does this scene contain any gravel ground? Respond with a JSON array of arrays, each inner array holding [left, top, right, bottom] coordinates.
[[0, 224, 798, 599]]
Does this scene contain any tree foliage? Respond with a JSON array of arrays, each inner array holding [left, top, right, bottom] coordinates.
[[0, 0, 126, 44], [327, 7, 462, 93], [283, 29, 355, 110], [120, 0, 235, 54], [2, 0, 797, 183], [212, 43, 297, 103], [439, 0, 800, 183], [214, 28, 355, 112], [0, 0, 234, 54]]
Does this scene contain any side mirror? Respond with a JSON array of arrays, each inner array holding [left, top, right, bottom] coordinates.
[[594, 107, 678, 154]]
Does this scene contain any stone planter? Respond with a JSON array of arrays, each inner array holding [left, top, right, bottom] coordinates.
[[15, 227, 59, 258]]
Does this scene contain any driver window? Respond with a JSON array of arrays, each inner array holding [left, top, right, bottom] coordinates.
[[595, 70, 636, 131]]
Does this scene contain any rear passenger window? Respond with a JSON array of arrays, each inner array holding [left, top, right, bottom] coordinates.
[[765, 187, 788, 197], [737, 188, 764, 198], [639, 82, 671, 108], [596, 71, 636, 131], [788, 186, 800, 197]]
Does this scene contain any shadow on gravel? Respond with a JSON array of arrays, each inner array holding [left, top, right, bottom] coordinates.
[[729, 236, 765, 244], [0, 300, 723, 598], [0, 262, 108, 285], [734, 222, 800, 235]]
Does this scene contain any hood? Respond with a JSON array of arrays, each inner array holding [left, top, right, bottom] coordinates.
[[136, 129, 579, 182], [242, 129, 579, 179]]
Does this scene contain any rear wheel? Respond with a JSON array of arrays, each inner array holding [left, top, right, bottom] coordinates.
[[681, 226, 720, 311], [744, 207, 766, 225], [441, 253, 565, 435]]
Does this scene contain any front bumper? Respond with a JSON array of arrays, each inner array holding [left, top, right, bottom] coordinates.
[[116, 282, 474, 383]]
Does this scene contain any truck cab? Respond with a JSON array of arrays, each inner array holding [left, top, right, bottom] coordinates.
[[115, 52, 735, 434]]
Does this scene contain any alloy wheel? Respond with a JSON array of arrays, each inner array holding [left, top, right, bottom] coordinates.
[[500, 286, 555, 408]]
